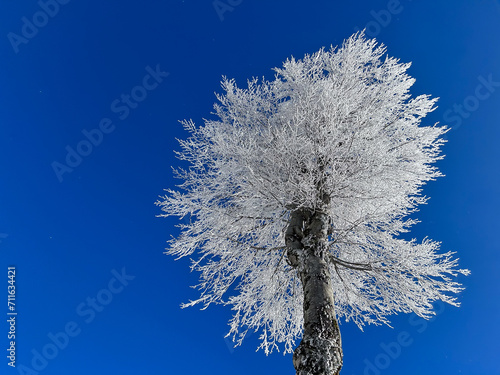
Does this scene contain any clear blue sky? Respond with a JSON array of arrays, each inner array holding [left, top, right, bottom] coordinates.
[[1, 1, 499, 374]]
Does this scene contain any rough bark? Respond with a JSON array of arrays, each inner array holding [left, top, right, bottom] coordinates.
[[286, 209, 343, 375]]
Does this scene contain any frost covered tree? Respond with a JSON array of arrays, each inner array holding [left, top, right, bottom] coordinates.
[[156, 32, 468, 375]]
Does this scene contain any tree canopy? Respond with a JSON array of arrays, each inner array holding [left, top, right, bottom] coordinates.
[[156, 32, 469, 355]]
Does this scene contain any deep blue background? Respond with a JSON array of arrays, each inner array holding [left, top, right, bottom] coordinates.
[[1, 1, 499, 374]]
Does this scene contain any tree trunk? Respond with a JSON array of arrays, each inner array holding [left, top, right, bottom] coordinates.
[[286, 209, 343, 375]]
